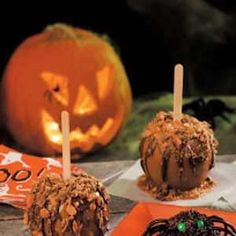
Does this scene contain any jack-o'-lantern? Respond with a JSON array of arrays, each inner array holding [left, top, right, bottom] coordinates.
[[1, 23, 132, 157]]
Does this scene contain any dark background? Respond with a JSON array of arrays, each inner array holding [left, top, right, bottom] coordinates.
[[1, 0, 236, 98]]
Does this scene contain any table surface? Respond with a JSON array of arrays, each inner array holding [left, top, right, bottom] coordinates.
[[0, 155, 235, 236]]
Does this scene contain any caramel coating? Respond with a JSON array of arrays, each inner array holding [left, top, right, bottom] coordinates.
[[140, 112, 218, 191], [24, 173, 110, 236]]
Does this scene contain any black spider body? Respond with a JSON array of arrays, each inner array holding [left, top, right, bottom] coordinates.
[[183, 98, 235, 129], [143, 210, 236, 236]]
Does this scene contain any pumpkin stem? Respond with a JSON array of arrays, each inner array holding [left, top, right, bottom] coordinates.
[[44, 23, 81, 41]]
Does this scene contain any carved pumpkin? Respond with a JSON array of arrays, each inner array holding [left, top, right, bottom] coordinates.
[[1, 23, 132, 157]]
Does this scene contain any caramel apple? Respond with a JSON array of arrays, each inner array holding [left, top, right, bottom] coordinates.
[[24, 173, 110, 236], [140, 112, 218, 193]]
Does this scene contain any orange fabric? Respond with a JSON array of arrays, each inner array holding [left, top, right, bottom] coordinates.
[[0, 145, 81, 208], [112, 202, 236, 235]]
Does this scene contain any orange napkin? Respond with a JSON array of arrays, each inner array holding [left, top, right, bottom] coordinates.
[[112, 202, 236, 235], [0, 145, 81, 208]]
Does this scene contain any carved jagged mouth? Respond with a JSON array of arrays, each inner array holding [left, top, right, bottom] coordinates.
[[42, 110, 116, 152]]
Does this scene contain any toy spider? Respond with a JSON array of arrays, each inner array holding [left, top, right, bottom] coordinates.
[[43, 84, 61, 103], [143, 210, 236, 236], [183, 98, 235, 129]]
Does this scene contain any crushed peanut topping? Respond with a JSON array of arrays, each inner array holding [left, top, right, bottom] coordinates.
[[24, 173, 110, 236]]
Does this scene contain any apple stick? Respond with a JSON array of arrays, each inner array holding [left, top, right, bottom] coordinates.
[[61, 111, 71, 180], [173, 64, 184, 120]]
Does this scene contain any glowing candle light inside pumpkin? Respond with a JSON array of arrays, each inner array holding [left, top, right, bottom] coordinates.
[[42, 111, 62, 144], [73, 86, 98, 116]]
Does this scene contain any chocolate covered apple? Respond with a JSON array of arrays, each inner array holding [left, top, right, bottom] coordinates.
[[139, 111, 218, 197], [24, 173, 110, 236], [138, 65, 218, 200], [24, 111, 110, 236]]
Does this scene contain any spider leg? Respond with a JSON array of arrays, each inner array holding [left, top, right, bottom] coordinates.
[[44, 90, 52, 102], [219, 113, 231, 123], [209, 216, 236, 235], [208, 215, 224, 221], [44, 90, 49, 99], [211, 226, 235, 236], [146, 224, 168, 236], [143, 219, 169, 236], [147, 219, 168, 228], [209, 118, 216, 130], [196, 230, 218, 236]]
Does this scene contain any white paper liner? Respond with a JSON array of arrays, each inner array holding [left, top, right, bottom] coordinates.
[[108, 161, 236, 209]]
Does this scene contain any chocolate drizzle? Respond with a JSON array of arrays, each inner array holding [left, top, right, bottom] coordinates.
[[24, 173, 110, 236], [140, 136, 158, 179], [139, 138, 147, 174], [161, 152, 170, 182], [176, 156, 184, 178], [139, 112, 218, 194], [189, 156, 205, 173], [209, 149, 215, 170]]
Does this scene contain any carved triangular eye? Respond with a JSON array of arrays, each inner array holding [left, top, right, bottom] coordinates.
[[96, 65, 112, 100], [41, 71, 69, 106], [73, 86, 98, 115]]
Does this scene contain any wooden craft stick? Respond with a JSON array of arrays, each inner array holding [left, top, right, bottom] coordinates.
[[61, 111, 71, 180], [173, 64, 184, 120]]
